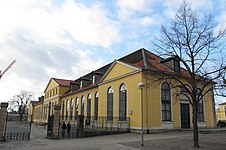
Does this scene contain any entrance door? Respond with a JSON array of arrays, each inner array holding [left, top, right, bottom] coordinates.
[[180, 103, 190, 128]]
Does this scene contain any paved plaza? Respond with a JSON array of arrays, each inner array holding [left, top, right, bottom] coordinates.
[[1, 124, 226, 150]]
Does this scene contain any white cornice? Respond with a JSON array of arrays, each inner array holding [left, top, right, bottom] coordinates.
[[44, 94, 62, 101], [98, 70, 141, 85]]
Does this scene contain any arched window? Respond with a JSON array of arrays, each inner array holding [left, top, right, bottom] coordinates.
[[107, 86, 114, 121], [70, 98, 73, 120], [94, 92, 99, 120], [119, 83, 127, 121], [197, 88, 204, 122], [51, 102, 54, 115], [87, 94, 91, 121], [62, 100, 65, 120], [161, 82, 171, 121], [81, 96, 85, 115], [66, 99, 69, 120], [74, 97, 79, 120]]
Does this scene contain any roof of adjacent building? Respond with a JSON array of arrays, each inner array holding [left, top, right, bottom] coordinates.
[[30, 100, 38, 106], [219, 102, 226, 105], [52, 78, 73, 86], [30, 96, 44, 106], [44, 78, 73, 92]]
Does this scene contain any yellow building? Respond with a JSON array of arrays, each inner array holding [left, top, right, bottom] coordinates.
[[43, 78, 72, 122], [216, 102, 226, 121], [28, 96, 44, 123], [30, 48, 216, 131]]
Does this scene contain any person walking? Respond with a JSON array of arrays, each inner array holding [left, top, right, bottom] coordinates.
[[61, 121, 66, 138], [67, 122, 71, 138]]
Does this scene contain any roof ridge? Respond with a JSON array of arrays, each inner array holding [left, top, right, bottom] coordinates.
[[141, 48, 148, 69], [52, 77, 73, 81]]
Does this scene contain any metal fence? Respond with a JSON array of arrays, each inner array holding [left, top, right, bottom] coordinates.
[[3, 113, 31, 141], [58, 116, 130, 138]]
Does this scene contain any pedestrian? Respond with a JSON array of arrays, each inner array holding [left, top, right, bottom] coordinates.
[[61, 121, 66, 138], [67, 122, 71, 138]]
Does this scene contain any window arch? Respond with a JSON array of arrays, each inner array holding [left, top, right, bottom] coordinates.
[[81, 96, 85, 115], [66, 99, 69, 120], [94, 92, 99, 120], [119, 83, 127, 121], [197, 88, 204, 122], [70, 98, 73, 120], [107, 86, 114, 121], [74, 97, 79, 120], [161, 82, 171, 121], [62, 100, 65, 120], [87, 94, 91, 121]]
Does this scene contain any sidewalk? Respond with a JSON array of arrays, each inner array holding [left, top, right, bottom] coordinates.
[[1, 125, 226, 150]]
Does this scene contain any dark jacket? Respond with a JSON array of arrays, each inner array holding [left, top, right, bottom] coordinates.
[[67, 123, 71, 133], [62, 122, 66, 130]]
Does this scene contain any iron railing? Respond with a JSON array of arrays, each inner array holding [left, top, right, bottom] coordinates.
[[58, 115, 130, 138], [3, 113, 32, 141]]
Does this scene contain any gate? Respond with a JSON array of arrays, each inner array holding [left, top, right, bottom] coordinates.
[[47, 115, 54, 138], [3, 113, 31, 141]]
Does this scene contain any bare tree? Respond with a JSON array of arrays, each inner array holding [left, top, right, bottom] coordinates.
[[9, 90, 33, 121], [153, 1, 226, 148]]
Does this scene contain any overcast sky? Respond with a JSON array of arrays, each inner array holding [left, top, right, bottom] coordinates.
[[0, 0, 225, 104]]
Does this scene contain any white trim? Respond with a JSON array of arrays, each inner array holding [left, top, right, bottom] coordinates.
[[116, 60, 141, 71], [106, 86, 114, 120], [118, 82, 128, 120], [161, 121, 174, 129], [99, 60, 141, 83], [99, 70, 141, 85], [198, 122, 206, 128], [160, 81, 173, 124], [180, 99, 190, 104], [44, 94, 61, 101]]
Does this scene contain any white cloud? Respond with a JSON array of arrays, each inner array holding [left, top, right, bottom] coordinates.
[[162, 0, 214, 19], [117, 0, 146, 11], [0, 0, 121, 48], [138, 16, 162, 26], [116, 0, 151, 21], [0, 0, 118, 102]]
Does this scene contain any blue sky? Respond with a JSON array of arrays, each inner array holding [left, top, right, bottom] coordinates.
[[0, 0, 225, 104]]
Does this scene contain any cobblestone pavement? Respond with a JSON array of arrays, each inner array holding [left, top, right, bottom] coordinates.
[[1, 124, 226, 150]]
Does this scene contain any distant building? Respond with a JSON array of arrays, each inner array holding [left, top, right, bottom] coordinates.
[[29, 48, 216, 131], [216, 102, 226, 121], [28, 96, 44, 122]]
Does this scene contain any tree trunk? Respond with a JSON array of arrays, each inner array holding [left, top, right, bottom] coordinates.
[[19, 107, 23, 121], [193, 104, 199, 148], [19, 112, 23, 121]]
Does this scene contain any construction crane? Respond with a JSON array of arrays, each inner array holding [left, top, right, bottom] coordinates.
[[0, 60, 16, 79]]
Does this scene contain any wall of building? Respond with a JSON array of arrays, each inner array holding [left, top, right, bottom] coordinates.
[[61, 87, 98, 123], [217, 104, 226, 121], [99, 62, 142, 130]]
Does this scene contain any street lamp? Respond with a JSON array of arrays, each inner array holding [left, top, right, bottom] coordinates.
[[138, 82, 145, 147]]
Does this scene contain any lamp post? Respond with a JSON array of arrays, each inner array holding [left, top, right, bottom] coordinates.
[[138, 82, 145, 147]]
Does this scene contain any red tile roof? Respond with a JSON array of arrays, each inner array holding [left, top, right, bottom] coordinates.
[[53, 78, 73, 86], [58, 48, 212, 97]]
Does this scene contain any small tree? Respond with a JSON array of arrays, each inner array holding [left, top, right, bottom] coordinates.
[[153, 1, 226, 148], [9, 90, 33, 121]]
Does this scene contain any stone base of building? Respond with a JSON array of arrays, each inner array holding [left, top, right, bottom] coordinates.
[[130, 128, 188, 134]]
